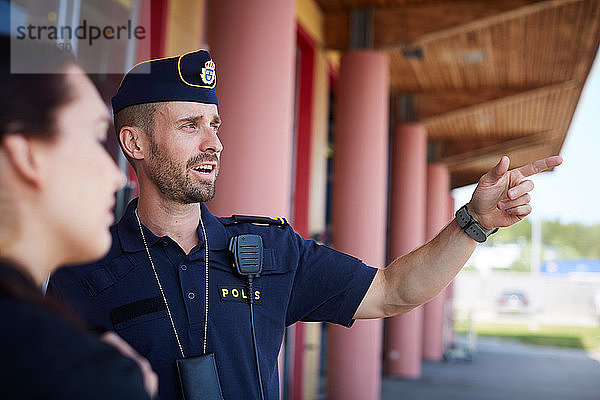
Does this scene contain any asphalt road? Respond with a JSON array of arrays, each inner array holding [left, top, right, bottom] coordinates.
[[381, 336, 600, 400]]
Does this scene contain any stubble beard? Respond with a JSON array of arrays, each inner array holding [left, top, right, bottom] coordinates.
[[147, 139, 218, 204]]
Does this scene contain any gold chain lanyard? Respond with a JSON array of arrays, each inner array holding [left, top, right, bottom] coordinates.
[[135, 207, 210, 358]]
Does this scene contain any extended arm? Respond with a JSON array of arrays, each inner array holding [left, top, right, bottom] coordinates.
[[354, 155, 563, 319]]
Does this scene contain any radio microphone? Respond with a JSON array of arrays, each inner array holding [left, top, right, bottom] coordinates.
[[228, 234, 265, 400], [228, 234, 263, 279]]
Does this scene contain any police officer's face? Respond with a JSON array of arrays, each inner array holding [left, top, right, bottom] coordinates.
[[145, 101, 223, 203], [41, 66, 125, 264]]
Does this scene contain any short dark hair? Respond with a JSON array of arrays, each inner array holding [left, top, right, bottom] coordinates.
[[113, 102, 161, 169], [0, 36, 76, 140]]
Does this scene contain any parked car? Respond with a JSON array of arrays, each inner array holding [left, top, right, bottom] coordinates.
[[497, 290, 529, 313]]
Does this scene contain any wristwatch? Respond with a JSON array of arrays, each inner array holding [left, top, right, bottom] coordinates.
[[455, 204, 498, 243]]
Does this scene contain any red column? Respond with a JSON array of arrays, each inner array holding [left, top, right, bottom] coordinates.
[[385, 123, 427, 378], [207, 0, 296, 218], [149, 0, 168, 58], [328, 51, 389, 400], [206, 2, 295, 397], [422, 163, 451, 361]]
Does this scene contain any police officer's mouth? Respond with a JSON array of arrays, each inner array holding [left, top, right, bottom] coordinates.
[[191, 163, 217, 176]]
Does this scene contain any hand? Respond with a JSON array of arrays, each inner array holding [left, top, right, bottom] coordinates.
[[101, 331, 159, 399], [468, 155, 563, 229]]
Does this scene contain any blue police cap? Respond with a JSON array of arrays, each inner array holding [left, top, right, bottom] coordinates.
[[111, 50, 218, 114]]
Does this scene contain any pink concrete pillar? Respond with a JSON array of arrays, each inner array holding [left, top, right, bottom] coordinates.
[[422, 163, 451, 361], [327, 51, 389, 400], [385, 123, 427, 378], [207, 0, 296, 217]]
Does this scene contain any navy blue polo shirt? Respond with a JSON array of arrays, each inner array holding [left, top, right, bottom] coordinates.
[[48, 199, 377, 400]]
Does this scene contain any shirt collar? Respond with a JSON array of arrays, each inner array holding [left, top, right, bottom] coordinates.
[[118, 198, 228, 253], [199, 202, 229, 250]]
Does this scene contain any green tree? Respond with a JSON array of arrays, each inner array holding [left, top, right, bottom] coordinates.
[[479, 219, 600, 273], [489, 218, 531, 245], [543, 221, 600, 258]]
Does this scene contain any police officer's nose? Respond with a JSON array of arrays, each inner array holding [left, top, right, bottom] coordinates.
[[201, 129, 223, 154]]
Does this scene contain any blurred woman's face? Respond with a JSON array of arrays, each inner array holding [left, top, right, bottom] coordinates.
[[38, 65, 124, 265]]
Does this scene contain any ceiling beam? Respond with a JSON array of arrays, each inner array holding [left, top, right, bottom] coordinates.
[[420, 80, 580, 124], [439, 130, 560, 168], [320, 0, 583, 50], [448, 141, 558, 188], [413, 87, 534, 119], [378, 0, 583, 50]]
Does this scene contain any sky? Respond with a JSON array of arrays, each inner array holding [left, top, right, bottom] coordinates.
[[453, 50, 600, 226]]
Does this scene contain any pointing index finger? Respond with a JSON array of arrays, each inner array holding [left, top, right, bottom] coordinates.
[[515, 155, 563, 178]]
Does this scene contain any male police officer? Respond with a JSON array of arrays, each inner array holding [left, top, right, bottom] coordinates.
[[48, 50, 562, 400]]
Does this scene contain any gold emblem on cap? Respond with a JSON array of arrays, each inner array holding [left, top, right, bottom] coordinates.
[[177, 52, 217, 89], [200, 60, 216, 85]]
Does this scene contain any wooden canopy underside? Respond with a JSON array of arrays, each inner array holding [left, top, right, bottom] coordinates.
[[316, 0, 600, 188]]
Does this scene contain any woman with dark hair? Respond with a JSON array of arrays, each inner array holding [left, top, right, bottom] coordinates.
[[0, 38, 158, 399]]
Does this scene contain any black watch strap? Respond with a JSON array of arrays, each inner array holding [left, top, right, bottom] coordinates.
[[455, 204, 498, 243]]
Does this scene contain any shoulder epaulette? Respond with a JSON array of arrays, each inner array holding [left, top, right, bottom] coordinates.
[[223, 215, 288, 227]]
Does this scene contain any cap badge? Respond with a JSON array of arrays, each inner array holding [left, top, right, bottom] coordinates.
[[200, 60, 216, 85]]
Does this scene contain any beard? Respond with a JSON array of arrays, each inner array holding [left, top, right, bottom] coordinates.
[[146, 139, 219, 204]]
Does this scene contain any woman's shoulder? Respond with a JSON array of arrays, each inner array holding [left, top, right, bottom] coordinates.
[[0, 287, 150, 399]]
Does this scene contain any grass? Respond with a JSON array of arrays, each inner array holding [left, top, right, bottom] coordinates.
[[454, 321, 600, 351]]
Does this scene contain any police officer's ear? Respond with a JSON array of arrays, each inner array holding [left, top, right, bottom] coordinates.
[[119, 126, 147, 161]]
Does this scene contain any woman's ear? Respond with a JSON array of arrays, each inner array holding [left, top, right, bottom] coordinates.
[[1, 134, 43, 187], [119, 126, 147, 161]]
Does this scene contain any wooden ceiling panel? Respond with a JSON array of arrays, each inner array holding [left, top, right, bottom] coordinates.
[[413, 88, 526, 118], [423, 81, 581, 140], [438, 130, 562, 166], [323, 13, 350, 50], [388, 0, 600, 92], [317, 0, 543, 45], [315, 0, 600, 187], [317, 0, 457, 13], [373, 1, 538, 48], [448, 142, 559, 188]]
